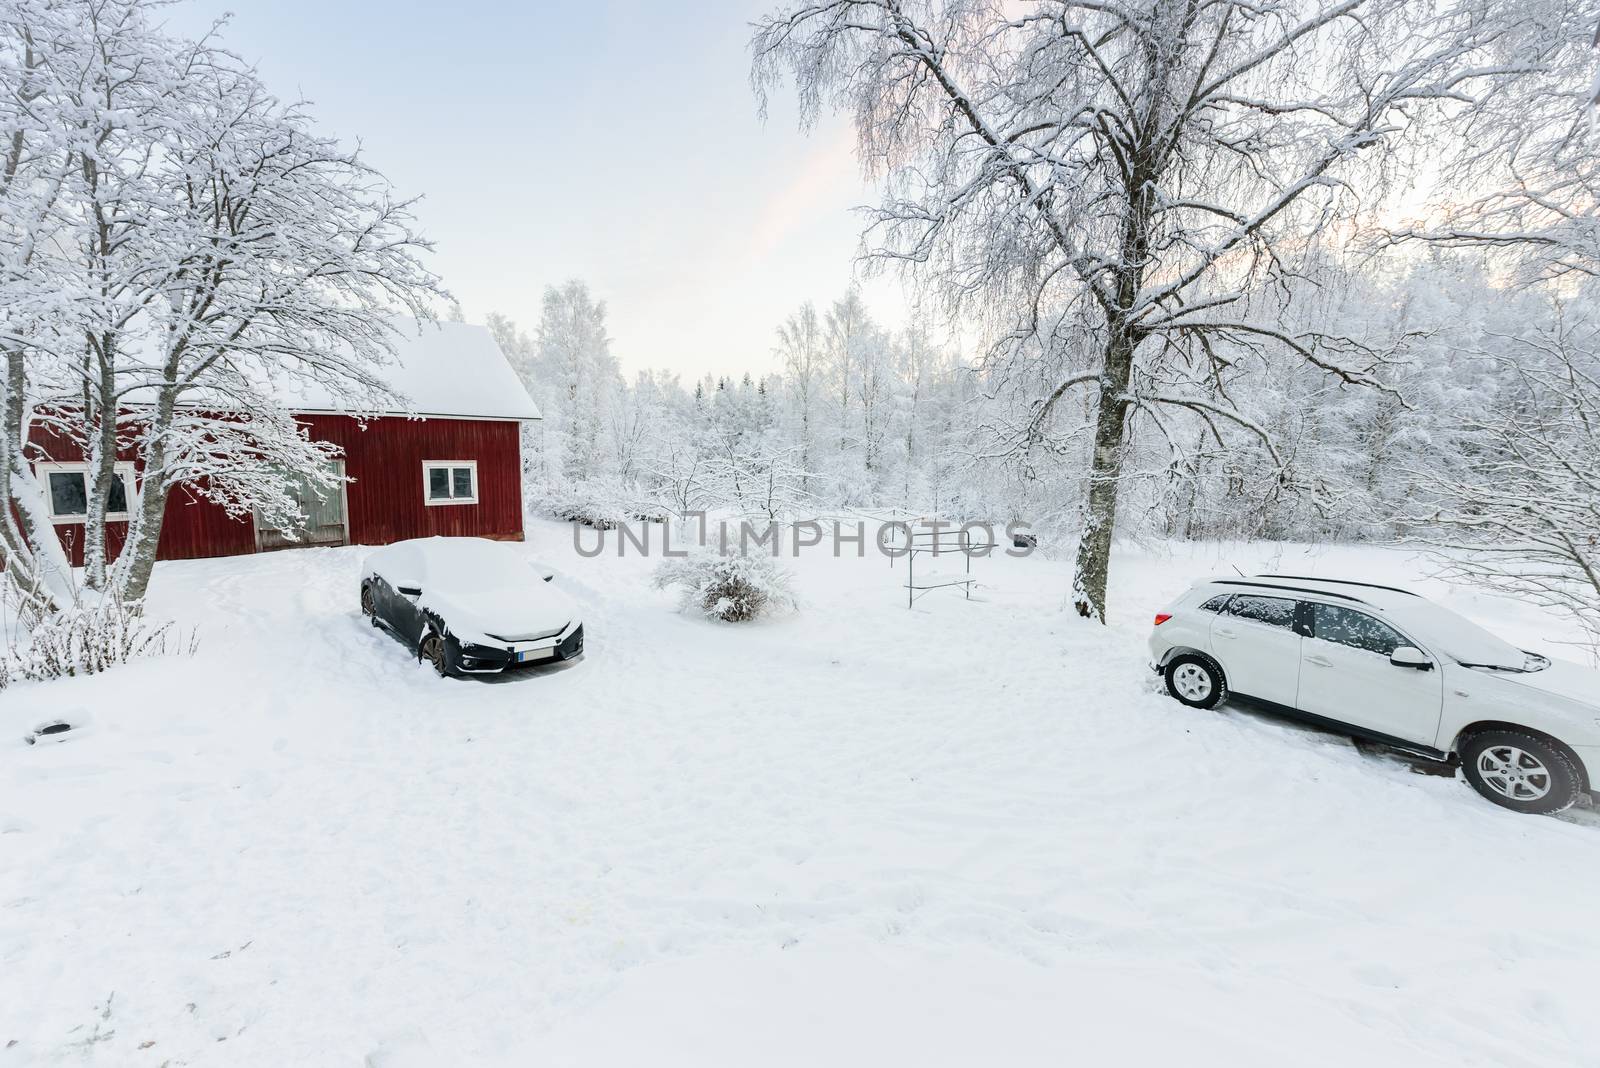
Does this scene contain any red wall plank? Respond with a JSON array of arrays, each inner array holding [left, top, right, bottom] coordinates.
[[302, 416, 525, 547], [25, 415, 525, 565]]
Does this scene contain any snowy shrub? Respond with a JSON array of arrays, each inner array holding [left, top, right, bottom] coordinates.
[[531, 482, 621, 529], [1, 595, 194, 688], [651, 548, 796, 623], [531, 478, 660, 529]]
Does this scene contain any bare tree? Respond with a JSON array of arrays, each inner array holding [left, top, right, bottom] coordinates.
[[894, 325, 945, 505], [2, 0, 443, 607], [824, 288, 869, 457], [776, 301, 823, 492], [1396, 0, 1600, 281], [855, 323, 892, 477], [648, 433, 715, 523], [0, 0, 81, 613], [753, 0, 1521, 621], [1419, 320, 1600, 659], [110, 49, 441, 602], [705, 443, 818, 522], [536, 280, 618, 483]]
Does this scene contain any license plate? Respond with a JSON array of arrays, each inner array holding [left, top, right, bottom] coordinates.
[[517, 648, 552, 663]]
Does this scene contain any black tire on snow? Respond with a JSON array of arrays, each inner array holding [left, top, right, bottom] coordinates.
[[1458, 729, 1583, 816], [1165, 654, 1226, 710]]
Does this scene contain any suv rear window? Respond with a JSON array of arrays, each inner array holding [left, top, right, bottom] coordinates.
[[1225, 594, 1297, 630], [1199, 594, 1232, 612]]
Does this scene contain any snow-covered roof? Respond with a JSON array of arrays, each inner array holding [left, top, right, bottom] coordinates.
[[273, 319, 541, 421]]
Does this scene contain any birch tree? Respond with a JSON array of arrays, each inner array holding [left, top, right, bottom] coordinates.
[[824, 288, 869, 457], [536, 280, 619, 483], [894, 325, 954, 506], [1, 0, 83, 613], [104, 40, 440, 602], [753, 0, 1523, 621], [776, 300, 823, 492], [2, 0, 443, 608]]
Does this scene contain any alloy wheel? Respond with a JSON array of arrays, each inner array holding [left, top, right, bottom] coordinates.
[[1475, 745, 1553, 802], [421, 634, 446, 675], [1173, 662, 1213, 702]]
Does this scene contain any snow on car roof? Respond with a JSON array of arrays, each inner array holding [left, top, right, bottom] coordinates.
[[365, 536, 575, 644], [271, 319, 540, 421], [1207, 575, 1529, 669], [367, 536, 527, 589]]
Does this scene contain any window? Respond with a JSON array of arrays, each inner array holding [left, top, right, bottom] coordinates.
[[1199, 594, 1233, 613], [1225, 594, 1297, 630], [38, 462, 135, 524], [1311, 603, 1406, 657], [422, 460, 478, 506]]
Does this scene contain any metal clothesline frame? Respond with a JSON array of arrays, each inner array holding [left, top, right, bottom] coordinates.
[[889, 525, 998, 608]]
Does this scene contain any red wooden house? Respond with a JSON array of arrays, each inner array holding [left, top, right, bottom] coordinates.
[[31, 321, 540, 564]]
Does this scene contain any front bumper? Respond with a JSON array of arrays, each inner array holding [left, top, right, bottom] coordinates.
[[457, 623, 585, 674]]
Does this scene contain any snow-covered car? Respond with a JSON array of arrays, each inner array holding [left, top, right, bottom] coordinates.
[[1149, 575, 1600, 815], [360, 537, 584, 677]]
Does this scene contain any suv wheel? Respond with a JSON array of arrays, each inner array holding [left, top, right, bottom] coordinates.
[[1459, 729, 1583, 815], [1165, 655, 1225, 710]]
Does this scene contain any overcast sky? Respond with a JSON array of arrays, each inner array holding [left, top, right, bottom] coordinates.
[[166, 0, 904, 380]]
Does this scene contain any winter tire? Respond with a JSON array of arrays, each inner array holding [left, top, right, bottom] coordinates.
[[1459, 729, 1583, 816], [419, 631, 452, 678], [361, 584, 378, 624], [1165, 654, 1225, 710]]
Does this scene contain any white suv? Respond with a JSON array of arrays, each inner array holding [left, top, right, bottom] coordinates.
[[1149, 576, 1600, 815]]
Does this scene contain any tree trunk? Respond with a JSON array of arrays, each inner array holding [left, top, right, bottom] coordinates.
[[1071, 150, 1153, 622], [0, 43, 73, 615], [82, 346, 119, 590], [117, 474, 171, 603], [1, 349, 75, 614], [112, 392, 177, 603], [1071, 328, 1135, 622], [798, 395, 811, 496]]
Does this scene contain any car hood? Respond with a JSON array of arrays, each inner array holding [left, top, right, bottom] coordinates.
[[1490, 657, 1600, 708], [422, 580, 579, 643], [1387, 600, 1530, 670]]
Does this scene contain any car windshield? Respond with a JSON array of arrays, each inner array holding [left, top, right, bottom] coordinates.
[[1393, 599, 1544, 672], [418, 539, 529, 592]]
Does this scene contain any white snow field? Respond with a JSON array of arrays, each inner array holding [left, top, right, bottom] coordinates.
[[3, 520, 1598, 1066]]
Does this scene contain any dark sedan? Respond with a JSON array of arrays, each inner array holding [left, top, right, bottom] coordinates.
[[361, 537, 584, 677]]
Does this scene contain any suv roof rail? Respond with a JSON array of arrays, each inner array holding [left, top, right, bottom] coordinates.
[[1214, 579, 1367, 603], [1256, 574, 1418, 597]]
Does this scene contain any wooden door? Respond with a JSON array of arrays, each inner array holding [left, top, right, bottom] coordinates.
[[255, 460, 349, 551]]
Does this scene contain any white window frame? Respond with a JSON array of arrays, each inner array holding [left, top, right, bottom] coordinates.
[[36, 461, 137, 525], [422, 460, 479, 507]]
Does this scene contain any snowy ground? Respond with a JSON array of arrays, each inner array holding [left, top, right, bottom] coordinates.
[[3, 521, 1598, 1066]]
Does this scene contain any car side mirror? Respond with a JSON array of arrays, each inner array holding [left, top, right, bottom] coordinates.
[[397, 585, 422, 598], [1390, 645, 1432, 670], [542, 573, 554, 583]]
